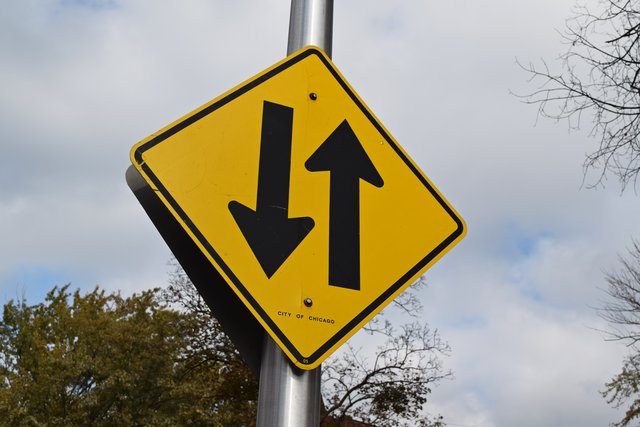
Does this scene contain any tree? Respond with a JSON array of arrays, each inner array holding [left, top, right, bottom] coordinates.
[[319, 278, 449, 427], [0, 285, 257, 426], [521, 0, 640, 189], [320, 321, 448, 427], [519, 2, 640, 425], [0, 267, 449, 426], [601, 241, 640, 426], [165, 264, 450, 427], [520, 2, 640, 424]]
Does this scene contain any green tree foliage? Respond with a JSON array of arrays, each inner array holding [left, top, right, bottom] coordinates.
[[0, 285, 257, 426], [0, 267, 449, 426], [601, 242, 640, 426]]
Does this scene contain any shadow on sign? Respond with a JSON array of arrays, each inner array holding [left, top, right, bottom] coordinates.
[[125, 166, 263, 376]]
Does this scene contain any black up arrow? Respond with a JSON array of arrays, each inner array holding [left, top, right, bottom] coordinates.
[[229, 101, 314, 278], [305, 120, 383, 290]]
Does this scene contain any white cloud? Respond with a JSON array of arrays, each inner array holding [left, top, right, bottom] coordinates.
[[1, 1, 637, 426]]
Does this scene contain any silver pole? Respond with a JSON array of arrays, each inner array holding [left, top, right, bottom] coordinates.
[[256, 337, 322, 426], [256, 1, 333, 426], [287, 0, 333, 56]]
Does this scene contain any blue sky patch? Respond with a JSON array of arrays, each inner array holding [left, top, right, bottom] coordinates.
[[0, 265, 75, 305], [58, 0, 118, 12]]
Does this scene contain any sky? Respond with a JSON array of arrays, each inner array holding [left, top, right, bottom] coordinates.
[[1, 0, 639, 426]]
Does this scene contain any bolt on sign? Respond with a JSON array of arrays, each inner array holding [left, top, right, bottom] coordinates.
[[130, 46, 466, 370]]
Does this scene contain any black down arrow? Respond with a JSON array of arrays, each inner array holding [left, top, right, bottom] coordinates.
[[306, 120, 384, 290], [229, 101, 314, 278]]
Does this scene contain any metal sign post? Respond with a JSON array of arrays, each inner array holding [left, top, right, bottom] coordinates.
[[256, 1, 333, 425], [127, 0, 464, 423], [287, 0, 333, 57]]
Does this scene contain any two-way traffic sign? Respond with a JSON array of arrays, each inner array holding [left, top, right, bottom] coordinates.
[[130, 47, 465, 369]]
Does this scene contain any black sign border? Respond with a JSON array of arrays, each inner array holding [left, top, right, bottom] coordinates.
[[133, 47, 465, 367]]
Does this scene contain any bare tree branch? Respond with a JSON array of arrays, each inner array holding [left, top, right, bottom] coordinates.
[[165, 261, 448, 426], [321, 321, 451, 427], [519, 0, 640, 189]]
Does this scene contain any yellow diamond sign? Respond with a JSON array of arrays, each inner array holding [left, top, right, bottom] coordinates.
[[130, 47, 465, 369]]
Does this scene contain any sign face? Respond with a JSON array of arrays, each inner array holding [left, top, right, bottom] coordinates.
[[130, 47, 465, 369]]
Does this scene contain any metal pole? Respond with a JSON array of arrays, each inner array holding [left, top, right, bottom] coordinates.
[[256, 1, 333, 426], [256, 337, 322, 426], [287, 0, 333, 56]]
